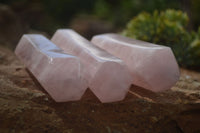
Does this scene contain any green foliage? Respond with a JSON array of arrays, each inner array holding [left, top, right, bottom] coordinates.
[[191, 0, 200, 29], [123, 9, 200, 69], [93, 0, 181, 27], [0, 0, 190, 32]]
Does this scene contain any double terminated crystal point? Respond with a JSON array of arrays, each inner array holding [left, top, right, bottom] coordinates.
[[92, 34, 180, 92], [15, 34, 87, 102], [51, 29, 132, 103], [15, 31, 179, 103]]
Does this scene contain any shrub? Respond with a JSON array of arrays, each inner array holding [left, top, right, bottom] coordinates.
[[123, 9, 200, 69], [93, 0, 182, 27]]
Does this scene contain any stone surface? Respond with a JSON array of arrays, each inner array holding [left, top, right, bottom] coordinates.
[[91, 33, 180, 92], [15, 34, 87, 102], [1, 45, 200, 133], [51, 29, 132, 103]]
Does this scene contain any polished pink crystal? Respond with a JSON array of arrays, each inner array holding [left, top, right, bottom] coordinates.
[[91, 33, 180, 92], [51, 29, 132, 103], [15, 34, 87, 102]]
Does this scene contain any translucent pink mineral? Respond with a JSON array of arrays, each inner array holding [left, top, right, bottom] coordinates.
[[51, 29, 132, 103], [15, 34, 87, 102], [91, 33, 180, 92]]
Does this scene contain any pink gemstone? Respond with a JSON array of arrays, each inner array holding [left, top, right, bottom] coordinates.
[[15, 34, 87, 102], [91, 33, 180, 92], [51, 29, 132, 103]]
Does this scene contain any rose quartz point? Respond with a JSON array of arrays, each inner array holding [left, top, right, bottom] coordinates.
[[51, 29, 132, 103], [15, 34, 87, 102], [91, 33, 180, 92]]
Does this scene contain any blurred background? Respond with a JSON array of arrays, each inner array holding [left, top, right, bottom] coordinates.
[[0, 0, 200, 69]]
